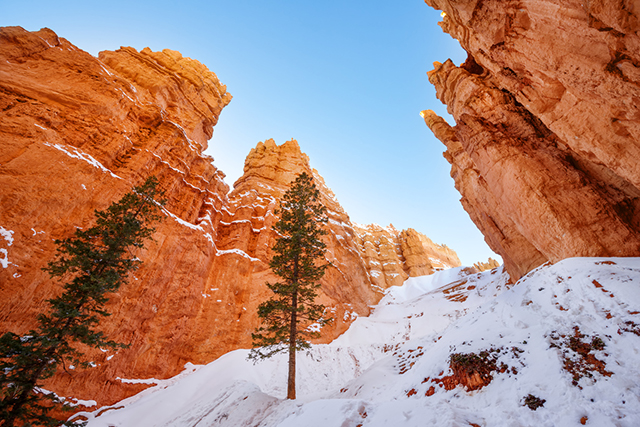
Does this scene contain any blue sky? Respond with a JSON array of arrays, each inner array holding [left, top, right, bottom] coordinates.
[[1, 0, 499, 266]]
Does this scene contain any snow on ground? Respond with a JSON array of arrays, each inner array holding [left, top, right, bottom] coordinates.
[[79, 258, 640, 426]]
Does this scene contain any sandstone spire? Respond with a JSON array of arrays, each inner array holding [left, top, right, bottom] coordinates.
[[423, 1, 640, 280]]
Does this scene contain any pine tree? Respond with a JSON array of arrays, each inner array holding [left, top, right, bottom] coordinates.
[[249, 172, 332, 400], [0, 177, 165, 427]]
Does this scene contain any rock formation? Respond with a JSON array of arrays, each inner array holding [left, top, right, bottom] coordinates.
[[473, 258, 500, 273], [422, 0, 640, 280], [354, 223, 460, 289], [0, 26, 460, 409], [0, 25, 234, 406]]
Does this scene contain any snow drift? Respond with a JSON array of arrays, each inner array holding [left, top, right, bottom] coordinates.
[[77, 258, 640, 426]]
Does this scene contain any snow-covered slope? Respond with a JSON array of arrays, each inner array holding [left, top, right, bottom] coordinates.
[[77, 258, 640, 426]]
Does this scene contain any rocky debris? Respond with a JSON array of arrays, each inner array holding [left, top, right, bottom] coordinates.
[[549, 327, 612, 388], [423, 1, 640, 281], [523, 394, 546, 411]]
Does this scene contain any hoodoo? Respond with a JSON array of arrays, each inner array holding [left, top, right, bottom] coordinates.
[[423, 0, 640, 280]]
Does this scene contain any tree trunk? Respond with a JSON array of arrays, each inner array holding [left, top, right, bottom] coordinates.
[[287, 290, 297, 400], [1, 356, 50, 427]]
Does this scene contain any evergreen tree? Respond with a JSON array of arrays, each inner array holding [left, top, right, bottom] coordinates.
[[249, 172, 332, 399], [0, 177, 165, 427]]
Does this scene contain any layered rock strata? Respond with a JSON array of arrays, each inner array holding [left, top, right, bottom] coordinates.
[[212, 138, 384, 347], [0, 27, 460, 408], [0, 25, 234, 406], [354, 223, 460, 289], [423, 1, 640, 280], [220, 138, 461, 340]]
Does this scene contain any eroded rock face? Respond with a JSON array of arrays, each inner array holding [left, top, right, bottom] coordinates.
[[473, 258, 500, 273], [220, 138, 461, 340], [354, 223, 460, 289], [0, 27, 461, 408], [423, 1, 640, 280], [214, 138, 384, 348], [0, 25, 233, 407]]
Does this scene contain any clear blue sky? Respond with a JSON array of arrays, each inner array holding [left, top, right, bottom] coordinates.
[[1, 0, 500, 266]]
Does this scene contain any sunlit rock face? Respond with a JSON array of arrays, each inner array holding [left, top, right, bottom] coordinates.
[[0, 27, 461, 408], [221, 138, 462, 346], [353, 223, 461, 289], [423, 1, 640, 280], [0, 25, 234, 407], [473, 258, 500, 273]]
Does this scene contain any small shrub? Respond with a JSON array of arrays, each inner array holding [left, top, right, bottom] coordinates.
[[523, 394, 546, 410], [591, 336, 605, 351], [448, 349, 501, 391]]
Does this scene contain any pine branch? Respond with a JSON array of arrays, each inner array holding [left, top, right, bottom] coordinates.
[[0, 176, 164, 427]]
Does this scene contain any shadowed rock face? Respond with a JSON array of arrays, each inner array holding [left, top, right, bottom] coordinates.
[[423, 0, 640, 280], [0, 27, 460, 407]]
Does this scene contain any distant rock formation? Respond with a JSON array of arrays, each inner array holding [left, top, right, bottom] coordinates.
[[473, 258, 500, 273], [422, 1, 640, 280], [354, 223, 460, 289], [0, 27, 460, 407]]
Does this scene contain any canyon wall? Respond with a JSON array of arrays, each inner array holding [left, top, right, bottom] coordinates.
[[0, 27, 460, 408], [423, 0, 640, 280]]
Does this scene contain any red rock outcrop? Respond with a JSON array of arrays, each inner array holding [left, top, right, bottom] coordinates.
[[473, 258, 500, 273], [218, 138, 461, 339], [354, 223, 460, 289], [0, 26, 461, 409], [0, 25, 234, 407], [422, 1, 640, 280], [211, 138, 385, 348]]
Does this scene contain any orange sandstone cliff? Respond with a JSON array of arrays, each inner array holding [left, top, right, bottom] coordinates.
[[0, 27, 460, 408], [422, 0, 640, 280]]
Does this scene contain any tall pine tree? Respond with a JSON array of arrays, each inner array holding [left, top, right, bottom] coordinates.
[[249, 172, 331, 399], [0, 177, 164, 427]]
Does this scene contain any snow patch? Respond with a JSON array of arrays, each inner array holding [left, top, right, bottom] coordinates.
[[0, 227, 14, 269], [162, 208, 214, 245], [96, 61, 114, 77], [165, 120, 199, 152], [1, 250, 11, 269], [37, 36, 55, 48], [43, 142, 122, 180], [0, 227, 14, 246], [215, 248, 261, 263], [148, 150, 186, 176], [31, 228, 46, 236]]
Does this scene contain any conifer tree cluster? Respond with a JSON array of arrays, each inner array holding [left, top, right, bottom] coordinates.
[[0, 177, 164, 427], [249, 172, 331, 400]]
